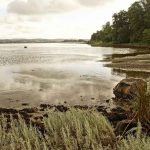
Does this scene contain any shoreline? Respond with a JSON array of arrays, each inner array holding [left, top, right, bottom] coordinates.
[[0, 78, 149, 149], [0, 104, 139, 150], [0, 101, 134, 135], [89, 42, 150, 49]]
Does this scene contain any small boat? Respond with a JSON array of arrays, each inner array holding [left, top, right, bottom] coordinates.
[[24, 46, 27, 48]]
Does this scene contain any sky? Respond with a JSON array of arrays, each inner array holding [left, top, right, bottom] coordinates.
[[0, 0, 137, 39]]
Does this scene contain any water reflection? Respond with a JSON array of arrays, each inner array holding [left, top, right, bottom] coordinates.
[[0, 43, 138, 108]]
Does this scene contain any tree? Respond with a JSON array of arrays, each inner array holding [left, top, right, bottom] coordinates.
[[128, 1, 145, 42], [142, 29, 150, 43], [91, 31, 103, 42], [90, 0, 150, 45], [142, 0, 150, 28], [90, 22, 112, 43], [101, 22, 112, 42], [112, 10, 130, 43]]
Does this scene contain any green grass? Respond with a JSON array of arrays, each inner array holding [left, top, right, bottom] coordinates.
[[0, 110, 150, 150]]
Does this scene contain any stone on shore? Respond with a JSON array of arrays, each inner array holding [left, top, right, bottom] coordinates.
[[113, 78, 147, 101]]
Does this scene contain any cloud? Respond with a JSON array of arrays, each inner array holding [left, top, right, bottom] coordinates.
[[8, 0, 47, 14], [77, 0, 103, 7], [7, 0, 111, 15], [8, 0, 78, 15], [0, 0, 137, 39]]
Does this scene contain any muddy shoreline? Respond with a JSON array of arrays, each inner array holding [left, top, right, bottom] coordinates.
[[0, 101, 132, 136], [103, 49, 150, 83], [0, 98, 148, 137]]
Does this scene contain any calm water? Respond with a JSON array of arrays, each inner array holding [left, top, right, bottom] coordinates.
[[0, 43, 135, 108]]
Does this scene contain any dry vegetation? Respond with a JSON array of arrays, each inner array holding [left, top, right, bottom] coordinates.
[[0, 109, 150, 150]]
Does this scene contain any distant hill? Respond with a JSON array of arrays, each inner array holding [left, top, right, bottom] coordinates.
[[0, 39, 88, 44]]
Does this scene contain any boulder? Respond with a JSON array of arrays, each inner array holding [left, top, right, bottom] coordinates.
[[113, 78, 147, 100]]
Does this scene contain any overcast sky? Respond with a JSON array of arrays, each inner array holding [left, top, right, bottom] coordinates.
[[0, 0, 136, 39]]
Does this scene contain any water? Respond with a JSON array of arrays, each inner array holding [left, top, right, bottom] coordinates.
[[0, 43, 137, 108]]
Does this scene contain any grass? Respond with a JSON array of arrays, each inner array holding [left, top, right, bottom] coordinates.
[[0, 110, 150, 150], [117, 135, 150, 150]]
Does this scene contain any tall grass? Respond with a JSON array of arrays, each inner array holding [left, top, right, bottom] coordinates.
[[0, 110, 115, 150], [118, 123, 150, 150], [132, 89, 150, 123], [117, 135, 150, 150], [0, 110, 150, 150]]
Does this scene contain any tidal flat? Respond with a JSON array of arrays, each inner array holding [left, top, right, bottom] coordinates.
[[0, 43, 149, 108]]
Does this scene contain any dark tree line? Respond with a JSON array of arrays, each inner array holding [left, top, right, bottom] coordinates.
[[90, 0, 150, 44]]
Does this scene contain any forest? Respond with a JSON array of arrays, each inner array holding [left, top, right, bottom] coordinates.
[[90, 0, 150, 44]]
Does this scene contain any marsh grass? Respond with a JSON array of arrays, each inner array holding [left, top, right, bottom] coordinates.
[[117, 135, 150, 150], [132, 92, 150, 123], [0, 110, 115, 150], [0, 110, 150, 150], [117, 123, 150, 150]]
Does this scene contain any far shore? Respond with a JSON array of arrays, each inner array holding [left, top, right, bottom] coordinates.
[[89, 41, 150, 49], [0, 39, 88, 44]]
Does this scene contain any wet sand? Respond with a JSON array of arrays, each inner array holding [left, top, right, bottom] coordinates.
[[103, 49, 150, 91], [103, 49, 150, 70], [105, 54, 150, 72]]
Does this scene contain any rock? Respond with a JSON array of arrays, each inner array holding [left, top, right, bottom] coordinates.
[[111, 107, 126, 114], [22, 103, 29, 106], [74, 105, 89, 110], [97, 106, 108, 115], [43, 113, 48, 118], [113, 78, 147, 100], [40, 104, 53, 109], [64, 101, 67, 104], [0, 108, 18, 114], [19, 111, 33, 118], [19, 107, 38, 113], [106, 99, 110, 103], [40, 108, 45, 111], [55, 105, 69, 112], [115, 120, 137, 135], [107, 112, 127, 123]]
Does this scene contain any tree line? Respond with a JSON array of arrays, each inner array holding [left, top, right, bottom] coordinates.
[[90, 0, 150, 44]]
